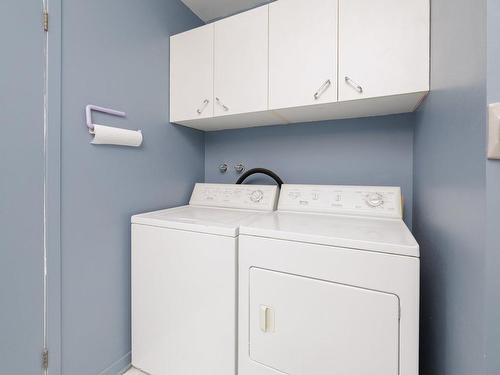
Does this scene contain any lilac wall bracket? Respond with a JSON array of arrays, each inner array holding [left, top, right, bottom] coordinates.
[[85, 104, 126, 131]]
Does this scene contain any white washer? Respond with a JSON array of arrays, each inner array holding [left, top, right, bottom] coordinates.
[[131, 183, 279, 375], [238, 184, 420, 375]]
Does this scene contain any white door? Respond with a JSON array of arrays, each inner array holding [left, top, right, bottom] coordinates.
[[269, 0, 338, 110], [214, 5, 269, 116], [249, 268, 400, 375], [170, 24, 214, 122], [338, 0, 430, 101], [132, 224, 237, 375]]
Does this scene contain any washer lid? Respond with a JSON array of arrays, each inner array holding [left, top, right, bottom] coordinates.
[[132, 205, 268, 237], [239, 211, 419, 257]]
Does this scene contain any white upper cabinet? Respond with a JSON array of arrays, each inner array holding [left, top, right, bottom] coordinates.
[[170, 24, 214, 123], [338, 0, 430, 102], [269, 0, 338, 110], [214, 6, 269, 117], [169, 0, 430, 131]]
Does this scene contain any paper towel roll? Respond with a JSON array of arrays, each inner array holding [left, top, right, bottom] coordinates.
[[90, 124, 143, 147]]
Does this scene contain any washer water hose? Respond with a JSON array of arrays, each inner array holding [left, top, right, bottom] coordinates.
[[236, 168, 284, 188]]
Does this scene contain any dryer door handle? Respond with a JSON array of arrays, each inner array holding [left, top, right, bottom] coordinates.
[[259, 305, 274, 333]]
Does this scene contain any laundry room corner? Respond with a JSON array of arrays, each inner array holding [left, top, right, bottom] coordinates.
[[4, 0, 500, 374]]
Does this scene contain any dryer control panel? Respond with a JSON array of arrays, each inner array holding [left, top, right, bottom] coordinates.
[[189, 183, 279, 211], [278, 185, 403, 219]]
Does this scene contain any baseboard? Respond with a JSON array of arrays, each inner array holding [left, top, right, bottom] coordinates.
[[97, 352, 131, 375]]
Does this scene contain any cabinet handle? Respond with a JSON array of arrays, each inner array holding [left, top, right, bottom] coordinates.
[[345, 76, 363, 93], [314, 79, 332, 100], [216, 97, 229, 112], [196, 99, 210, 115]]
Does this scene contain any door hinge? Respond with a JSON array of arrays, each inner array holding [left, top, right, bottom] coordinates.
[[42, 349, 49, 370], [43, 10, 49, 32]]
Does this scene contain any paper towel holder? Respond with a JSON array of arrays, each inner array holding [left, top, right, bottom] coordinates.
[[86, 104, 126, 131], [85, 104, 143, 147]]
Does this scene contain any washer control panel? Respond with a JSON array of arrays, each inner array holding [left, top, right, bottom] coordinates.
[[278, 185, 403, 219], [189, 183, 279, 211]]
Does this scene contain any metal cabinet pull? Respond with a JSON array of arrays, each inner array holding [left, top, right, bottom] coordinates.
[[196, 99, 210, 115], [345, 76, 363, 93], [216, 97, 229, 112], [314, 79, 332, 100]]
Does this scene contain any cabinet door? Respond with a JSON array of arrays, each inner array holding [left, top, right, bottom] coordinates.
[[170, 24, 214, 122], [249, 268, 400, 375], [339, 0, 429, 101], [269, 0, 338, 110], [214, 6, 269, 117]]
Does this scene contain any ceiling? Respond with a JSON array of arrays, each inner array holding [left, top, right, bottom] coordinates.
[[181, 0, 272, 22]]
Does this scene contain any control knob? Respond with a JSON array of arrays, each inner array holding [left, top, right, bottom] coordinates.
[[250, 190, 264, 203], [366, 193, 384, 208]]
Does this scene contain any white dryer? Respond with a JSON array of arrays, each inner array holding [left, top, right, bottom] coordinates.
[[238, 184, 419, 375], [131, 183, 279, 375]]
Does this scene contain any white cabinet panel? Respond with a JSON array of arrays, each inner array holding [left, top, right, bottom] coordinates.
[[249, 267, 400, 375], [170, 24, 214, 122], [214, 5, 269, 117], [169, 0, 430, 130], [132, 224, 236, 375], [338, 0, 429, 101], [269, 0, 338, 110]]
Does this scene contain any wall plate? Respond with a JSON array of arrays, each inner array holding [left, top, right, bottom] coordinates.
[[488, 103, 500, 159]]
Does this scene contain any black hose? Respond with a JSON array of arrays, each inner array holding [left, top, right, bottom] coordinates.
[[236, 168, 284, 188]]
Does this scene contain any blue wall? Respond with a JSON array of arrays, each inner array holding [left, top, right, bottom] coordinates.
[[60, 1, 204, 374], [0, 1, 45, 373], [205, 115, 415, 226], [413, 0, 487, 374], [486, 0, 500, 372]]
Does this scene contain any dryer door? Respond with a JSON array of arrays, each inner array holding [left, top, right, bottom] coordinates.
[[249, 268, 400, 375]]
